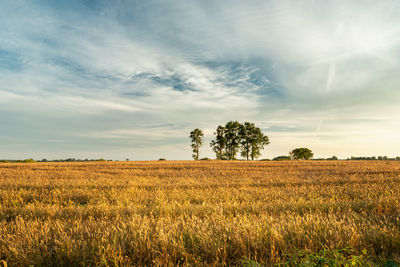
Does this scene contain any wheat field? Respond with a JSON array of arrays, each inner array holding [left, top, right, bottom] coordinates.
[[0, 160, 399, 266]]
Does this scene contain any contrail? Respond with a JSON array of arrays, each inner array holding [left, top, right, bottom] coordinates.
[[313, 20, 345, 142], [324, 20, 345, 96], [325, 62, 336, 94]]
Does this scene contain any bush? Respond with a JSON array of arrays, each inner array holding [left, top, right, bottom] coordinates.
[[159, 158, 166, 161], [327, 156, 338, 160], [289, 148, 313, 160], [200, 157, 211, 161], [273, 156, 291, 161]]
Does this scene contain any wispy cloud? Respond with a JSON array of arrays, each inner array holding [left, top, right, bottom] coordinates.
[[1, 0, 400, 159]]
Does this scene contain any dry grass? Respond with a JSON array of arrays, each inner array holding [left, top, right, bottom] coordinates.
[[0, 160, 399, 266]]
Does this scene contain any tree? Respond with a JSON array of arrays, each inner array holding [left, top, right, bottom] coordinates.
[[289, 148, 313, 160], [240, 122, 270, 160], [210, 125, 226, 159], [250, 127, 270, 160], [224, 121, 242, 160], [189, 128, 204, 160], [239, 122, 254, 160]]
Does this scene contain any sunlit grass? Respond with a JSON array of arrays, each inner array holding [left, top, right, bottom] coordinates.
[[0, 160, 399, 265]]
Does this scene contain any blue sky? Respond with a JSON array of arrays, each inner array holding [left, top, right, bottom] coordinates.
[[1, 0, 400, 160]]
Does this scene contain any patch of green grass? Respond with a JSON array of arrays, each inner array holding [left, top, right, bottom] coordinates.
[[281, 247, 373, 266], [240, 258, 262, 266]]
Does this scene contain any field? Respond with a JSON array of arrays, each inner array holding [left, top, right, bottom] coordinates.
[[0, 160, 400, 266]]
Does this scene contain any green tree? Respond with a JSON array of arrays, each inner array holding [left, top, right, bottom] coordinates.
[[189, 128, 204, 160], [250, 127, 270, 161], [289, 148, 313, 160], [239, 122, 254, 160], [224, 121, 242, 160], [239, 122, 270, 160], [210, 125, 226, 159]]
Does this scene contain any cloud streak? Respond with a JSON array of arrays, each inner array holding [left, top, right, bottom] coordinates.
[[1, 0, 400, 159]]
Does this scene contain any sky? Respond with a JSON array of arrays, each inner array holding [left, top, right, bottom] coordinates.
[[1, 0, 400, 160]]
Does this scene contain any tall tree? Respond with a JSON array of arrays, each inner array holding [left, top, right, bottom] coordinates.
[[189, 128, 204, 160], [250, 127, 270, 160], [210, 125, 226, 159], [240, 122, 270, 160], [224, 121, 242, 160], [239, 122, 255, 160]]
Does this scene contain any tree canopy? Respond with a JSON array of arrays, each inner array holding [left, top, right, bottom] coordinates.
[[210, 125, 226, 160], [289, 148, 313, 160]]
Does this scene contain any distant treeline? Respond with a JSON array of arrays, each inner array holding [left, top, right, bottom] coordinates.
[[0, 158, 110, 163], [269, 156, 400, 161], [1, 156, 400, 163], [348, 156, 400, 161]]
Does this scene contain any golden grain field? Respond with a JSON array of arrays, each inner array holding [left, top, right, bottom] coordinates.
[[0, 160, 399, 266]]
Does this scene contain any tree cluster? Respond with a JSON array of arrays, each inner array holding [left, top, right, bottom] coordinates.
[[190, 121, 270, 160]]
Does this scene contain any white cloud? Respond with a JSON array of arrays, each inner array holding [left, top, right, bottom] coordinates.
[[1, 0, 400, 159]]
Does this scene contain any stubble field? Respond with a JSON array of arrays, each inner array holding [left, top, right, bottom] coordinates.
[[0, 160, 399, 266]]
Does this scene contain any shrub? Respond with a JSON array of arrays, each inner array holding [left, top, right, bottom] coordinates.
[[327, 156, 338, 160], [273, 156, 291, 161], [289, 148, 313, 160]]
